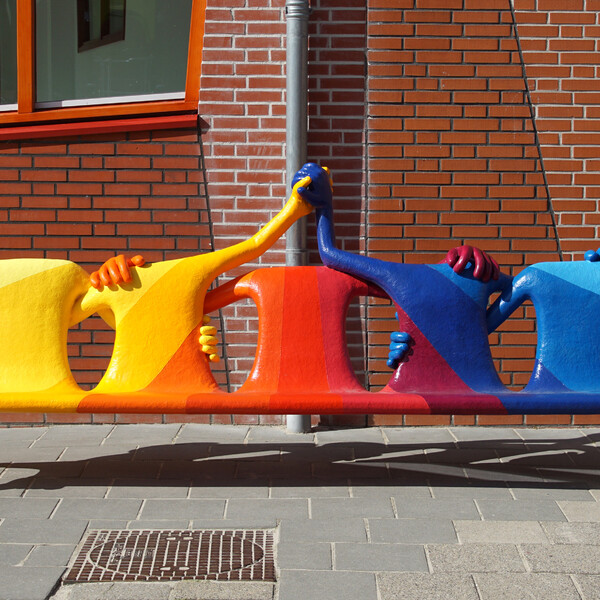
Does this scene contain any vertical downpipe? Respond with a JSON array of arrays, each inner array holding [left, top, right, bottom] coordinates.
[[285, 0, 311, 434]]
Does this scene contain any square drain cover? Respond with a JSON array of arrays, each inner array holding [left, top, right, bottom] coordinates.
[[65, 529, 275, 583]]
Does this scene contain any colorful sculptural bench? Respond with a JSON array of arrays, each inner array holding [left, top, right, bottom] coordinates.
[[2, 163, 600, 416]]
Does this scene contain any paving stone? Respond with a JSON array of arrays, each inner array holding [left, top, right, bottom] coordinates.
[[52, 498, 143, 520], [382, 427, 456, 445], [315, 428, 385, 445], [521, 544, 600, 573], [450, 427, 522, 443], [225, 498, 308, 520], [335, 542, 428, 572], [368, 518, 457, 544], [170, 580, 274, 599], [51, 582, 172, 600], [127, 520, 191, 530], [104, 424, 181, 445], [559, 500, 600, 522], [271, 481, 350, 498], [279, 518, 367, 543], [350, 482, 431, 499], [190, 481, 270, 499], [542, 521, 600, 544], [427, 543, 526, 573], [174, 424, 250, 444], [134, 444, 211, 462], [159, 461, 237, 480], [516, 428, 589, 441], [108, 480, 190, 499], [81, 459, 161, 479], [34, 425, 113, 447], [87, 520, 129, 530], [511, 486, 595, 501], [0, 447, 64, 462], [24, 544, 76, 567], [311, 461, 389, 480], [0, 498, 59, 519], [377, 573, 479, 600], [475, 498, 566, 521], [0, 427, 48, 442], [394, 498, 480, 520], [141, 499, 225, 520], [245, 426, 315, 444], [58, 445, 138, 462], [0, 544, 33, 565], [280, 444, 354, 463], [430, 484, 512, 500], [474, 573, 581, 600], [0, 566, 65, 600], [425, 448, 499, 464], [235, 461, 312, 480], [454, 520, 550, 544], [0, 518, 88, 544], [276, 542, 332, 569], [190, 517, 279, 529], [573, 574, 600, 600], [278, 570, 377, 600], [25, 479, 109, 498], [311, 497, 394, 519]]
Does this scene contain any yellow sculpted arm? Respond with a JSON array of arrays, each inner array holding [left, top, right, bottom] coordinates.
[[205, 176, 314, 279]]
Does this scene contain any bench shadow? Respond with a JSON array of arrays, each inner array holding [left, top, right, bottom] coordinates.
[[1, 432, 599, 492]]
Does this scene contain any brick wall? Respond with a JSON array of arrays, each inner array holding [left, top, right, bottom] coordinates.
[[1, 0, 600, 427]]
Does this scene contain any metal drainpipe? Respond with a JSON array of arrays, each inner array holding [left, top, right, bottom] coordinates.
[[285, 0, 311, 434]]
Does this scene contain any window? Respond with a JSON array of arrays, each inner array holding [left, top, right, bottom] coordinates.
[[0, 0, 17, 109], [0, 0, 204, 126]]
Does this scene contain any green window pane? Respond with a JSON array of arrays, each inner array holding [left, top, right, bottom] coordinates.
[[0, 0, 17, 106], [36, 0, 193, 104]]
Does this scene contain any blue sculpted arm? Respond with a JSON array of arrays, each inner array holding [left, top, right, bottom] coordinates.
[[294, 163, 392, 286]]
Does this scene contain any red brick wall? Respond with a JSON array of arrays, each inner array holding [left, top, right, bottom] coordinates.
[[1, 0, 600, 427]]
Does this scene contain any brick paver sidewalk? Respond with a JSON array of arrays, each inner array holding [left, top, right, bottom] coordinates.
[[0, 424, 598, 599]]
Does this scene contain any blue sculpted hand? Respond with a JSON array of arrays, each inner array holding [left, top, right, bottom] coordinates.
[[387, 331, 412, 369], [292, 163, 333, 208], [585, 248, 600, 262]]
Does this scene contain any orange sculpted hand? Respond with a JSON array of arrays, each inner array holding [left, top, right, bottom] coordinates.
[[90, 254, 146, 289]]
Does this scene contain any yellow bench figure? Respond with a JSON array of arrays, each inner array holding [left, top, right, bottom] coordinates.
[[0, 177, 315, 413]]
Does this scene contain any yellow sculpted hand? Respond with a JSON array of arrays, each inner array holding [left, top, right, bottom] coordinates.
[[199, 315, 220, 362]]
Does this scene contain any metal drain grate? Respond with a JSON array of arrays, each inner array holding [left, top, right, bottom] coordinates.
[[65, 529, 275, 583]]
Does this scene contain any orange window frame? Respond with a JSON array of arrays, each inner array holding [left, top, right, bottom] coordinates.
[[1, 0, 205, 126]]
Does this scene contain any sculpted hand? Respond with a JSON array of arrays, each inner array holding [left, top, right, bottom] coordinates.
[[90, 254, 146, 289], [387, 331, 412, 369], [584, 248, 600, 262], [444, 245, 499, 282], [292, 163, 333, 208], [199, 315, 220, 362]]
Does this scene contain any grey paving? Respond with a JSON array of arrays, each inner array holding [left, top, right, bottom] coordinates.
[[368, 518, 458, 544], [559, 499, 600, 522], [377, 573, 480, 600], [334, 542, 428, 572], [475, 498, 568, 521], [278, 570, 377, 600], [427, 543, 527, 573], [521, 544, 600, 573], [0, 566, 66, 600], [0, 424, 596, 600], [473, 573, 582, 599], [276, 542, 332, 570], [574, 574, 600, 600], [454, 520, 551, 544]]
